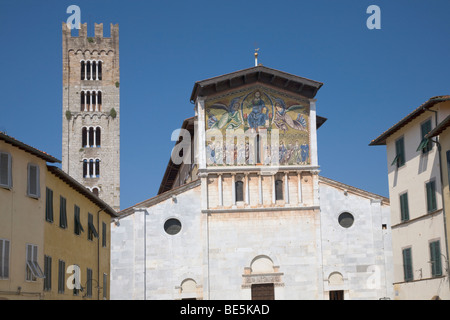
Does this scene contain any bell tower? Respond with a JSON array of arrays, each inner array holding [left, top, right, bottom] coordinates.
[[62, 22, 120, 211]]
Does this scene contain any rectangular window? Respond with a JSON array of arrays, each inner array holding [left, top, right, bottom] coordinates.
[[430, 240, 442, 277], [58, 260, 65, 294], [86, 268, 93, 298], [74, 205, 84, 235], [60, 196, 67, 228], [400, 192, 409, 222], [103, 273, 107, 299], [0, 152, 12, 189], [251, 283, 275, 300], [418, 119, 433, 154], [447, 151, 450, 192], [26, 244, 44, 281], [43, 255, 52, 291], [102, 222, 107, 248], [426, 180, 437, 213], [88, 213, 99, 241], [402, 247, 413, 282], [27, 163, 40, 198], [45, 187, 53, 222], [0, 239, 10, 279], [392, 137, 405, 167]]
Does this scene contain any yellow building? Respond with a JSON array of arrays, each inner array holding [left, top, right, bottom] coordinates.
[[426, 111, 450, 281], [0, 132, 59, 300], [44, 165, 118, 300], [0, 132, 118, 300]]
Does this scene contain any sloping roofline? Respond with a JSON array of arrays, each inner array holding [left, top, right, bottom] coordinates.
[[426, 114, 450, 139], [0, 131, 60, 163], [47, 165, 118, 218], [369, 96, 450, 146], [190, 65, 323, 103]]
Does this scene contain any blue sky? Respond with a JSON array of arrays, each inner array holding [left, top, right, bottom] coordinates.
[[1, 0, 449, 210]]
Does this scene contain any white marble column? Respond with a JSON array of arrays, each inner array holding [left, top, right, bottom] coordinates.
[[245, 173, 250, 204], [218, 174, 223, 207], [309, 99, 318, 166]]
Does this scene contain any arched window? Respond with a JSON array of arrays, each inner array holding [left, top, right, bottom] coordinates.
[[235, 180, 244, 202], [80, 61, 85, 81], [89, 159, 94, 177], [88, 127, 94, 147], [83, 160, 88, 178], [92, 187, 99, 197], [97, 61, 102, 80], [95, 127, 101, 147], [86, 61, 91, 81], [95, 159, 100, 177], [83, 159, 100, 178], [82, 127, 87, 147], [275, 179, 283, 200], [80, 91, 85, 111], [97, 91, 102, 111]]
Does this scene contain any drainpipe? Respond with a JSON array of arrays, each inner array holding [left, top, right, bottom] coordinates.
[[424, 101, 450, 288]]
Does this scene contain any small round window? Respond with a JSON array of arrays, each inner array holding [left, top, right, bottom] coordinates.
[[164, 218, 182, 235], [338, 212, 354, 228]]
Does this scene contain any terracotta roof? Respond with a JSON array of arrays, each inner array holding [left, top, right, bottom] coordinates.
[[0, 131, 60, 163], [47, 165, 118, 218], [190, 65, 323, 102], [426, 114, 450, 139], [369, 96, 450, 146]]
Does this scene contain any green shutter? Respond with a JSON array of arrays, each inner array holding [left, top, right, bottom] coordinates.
[[403, 248, 413, 281], [400, 193, 409, 221], [426, 181, 437, 212], [395, 138, 405, 167], [430, 241, 442, 277], [45, 188, 53, 222]]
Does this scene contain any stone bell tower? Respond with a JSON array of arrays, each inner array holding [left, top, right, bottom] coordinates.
[[62, 22, 120, 211]]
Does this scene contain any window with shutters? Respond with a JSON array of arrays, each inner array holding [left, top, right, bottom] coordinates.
[[44, 255, 52, 291], [102, 222, 107, 247], [417, 119, 433, 154], [0, 152, 12, 189], [275, 179, 283, 200], [60, 196, 67, 229], [86, 268, 93, 298], [392, 137, 405, 168], [399, 192, 409, 222], [426, 180, 437, 213], [27, 163, 40, 198], [402, 247, 413, 282], [26, 244, 44, 281], [88, 213, 99, 241], [74, 205, 84, 235], [45, 187, 54, 222], [58, 260, 65, 294], [0, 239, 10, 279], [430, 240, 442, 277], [235, 180, 244, 202]]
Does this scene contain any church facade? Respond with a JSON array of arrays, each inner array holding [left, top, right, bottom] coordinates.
[[110, 66, 393, 300]]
